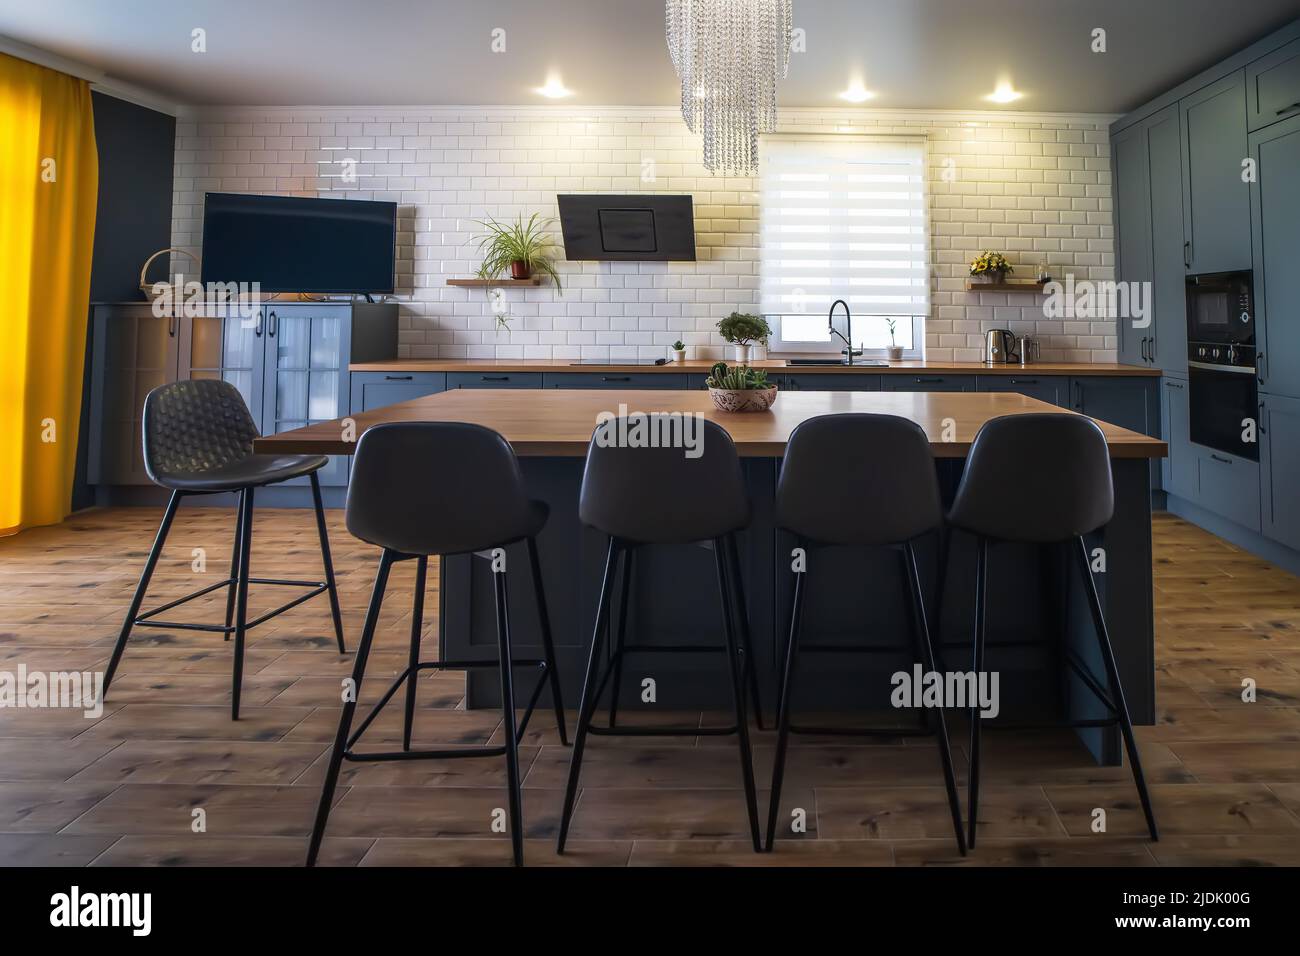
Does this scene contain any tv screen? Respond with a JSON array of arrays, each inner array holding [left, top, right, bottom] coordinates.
[[558, 194, 696, 261], [201, 193, 396, 294]]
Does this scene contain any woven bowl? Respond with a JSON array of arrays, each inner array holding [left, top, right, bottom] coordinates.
[[708, 385, 778, 413]]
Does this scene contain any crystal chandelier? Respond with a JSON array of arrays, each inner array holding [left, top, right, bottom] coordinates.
[[666, 0, 794, 175]]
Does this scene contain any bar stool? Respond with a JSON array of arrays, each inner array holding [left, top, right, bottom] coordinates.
[[305, 421, 568, 867], [557, 416, 763, 853], [948, 413, 1158, 847], [766, 413, 965, 854], [103, 379, 346, 720]]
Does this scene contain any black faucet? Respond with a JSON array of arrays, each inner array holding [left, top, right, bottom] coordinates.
[[828, 299, 859, 366]]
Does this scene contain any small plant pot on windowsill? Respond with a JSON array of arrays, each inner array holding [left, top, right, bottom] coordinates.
[[886, 346, 904, 362], [708, 385, 778, 413]]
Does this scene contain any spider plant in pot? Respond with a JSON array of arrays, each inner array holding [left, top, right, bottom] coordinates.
[[885, 317, 904, 362], [716, 312, 772, 364], [473, 213, 564, 284]]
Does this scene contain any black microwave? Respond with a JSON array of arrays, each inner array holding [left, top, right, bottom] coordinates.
[[1186, 271, 1254, 346]]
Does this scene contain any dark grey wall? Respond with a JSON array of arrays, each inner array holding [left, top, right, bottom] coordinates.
[[74, 92, 176, 512]]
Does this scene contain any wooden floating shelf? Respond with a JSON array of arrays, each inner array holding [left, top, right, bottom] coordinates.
[[446, 277, 542, 287], [966, 280, 1050, 293]]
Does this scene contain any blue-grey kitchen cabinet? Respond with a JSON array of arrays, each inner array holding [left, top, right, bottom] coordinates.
[[1180, 71, 1253, 274], [1111, 119, 1155, 367], [1147, 105, 1188, 373], [542, 372, 688, 389], [782, 373, 881, 391], [1249, 113, 1300, 400], [349, 371, 446, 412], [1246, 37, 1300, 132], [1159, 375, 1196, 500], [1260, 391, 1300, 551], [448, 371, 543, 389], [975, 374, 1069, 407], [1195, 447, 1261, 533], [880, 374, 976, 392]]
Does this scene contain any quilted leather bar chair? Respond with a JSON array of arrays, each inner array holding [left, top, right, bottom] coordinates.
[[305, 421, 568, 868], [766, 413, 965, 855], [103, 379, 346, 719], [947, 413, 1158, 848], [557, 416, 763, 854]]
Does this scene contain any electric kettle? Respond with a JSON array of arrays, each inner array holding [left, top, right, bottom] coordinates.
[[985, 329, 1018, 364]]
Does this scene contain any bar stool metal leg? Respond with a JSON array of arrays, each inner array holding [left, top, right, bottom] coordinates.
[[557, 538, 620, 853], [526, 536, 568, 745], [1074, 535, 1159, 841], [103, 490, 183, 697], [224, 489, 246, 640], [402, 555, 428, 752], [306, 550, 394, 867], [904, 542, 965, 855], [607, 548, 633, 728], [765, 555, 805, 850], [967, 535, 988, 848], [715, 535, 761, 852], [725, 534, 767, 730], [311, 471, 347, 654], [492, 563, 524, 866], [230, 487, 256, 720]]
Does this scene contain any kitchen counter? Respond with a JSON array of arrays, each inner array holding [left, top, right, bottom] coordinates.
[[349, 358, 1160, 377], [259, 389, 1159, 766]]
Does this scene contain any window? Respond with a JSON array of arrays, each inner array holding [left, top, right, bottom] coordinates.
[[759, 135, 930, 356]]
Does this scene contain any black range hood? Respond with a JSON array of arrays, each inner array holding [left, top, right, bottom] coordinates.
[[557, 194, 696, 261]]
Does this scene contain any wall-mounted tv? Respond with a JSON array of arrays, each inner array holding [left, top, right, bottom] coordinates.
[[558, 194, 696, 261], [200, 193, 396, 294]]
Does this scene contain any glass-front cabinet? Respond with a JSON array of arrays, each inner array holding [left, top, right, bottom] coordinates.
[[179, 308, 266, 423]]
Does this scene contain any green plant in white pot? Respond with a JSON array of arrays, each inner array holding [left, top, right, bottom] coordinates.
[[716, 312, 771, 364], [885, 317, 904, 362]]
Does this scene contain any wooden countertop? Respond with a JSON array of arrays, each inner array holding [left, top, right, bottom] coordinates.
[[348, 358, 1159, 377], [256, 389, 1167, 459]]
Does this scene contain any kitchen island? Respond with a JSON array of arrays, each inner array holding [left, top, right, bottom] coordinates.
[[257, 389, 1166, 765]]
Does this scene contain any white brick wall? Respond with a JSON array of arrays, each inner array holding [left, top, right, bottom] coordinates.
[[172, 107, 1117, 363]]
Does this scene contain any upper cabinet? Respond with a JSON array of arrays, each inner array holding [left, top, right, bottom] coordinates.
[[1180, 71, 1253, 275], [1250, 113, 1300, 400], [1247, 37, 1300, 132], [1111, 121, 1154, 367]]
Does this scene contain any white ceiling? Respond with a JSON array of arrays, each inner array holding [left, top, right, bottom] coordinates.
[[2, 0, 1297, 114]]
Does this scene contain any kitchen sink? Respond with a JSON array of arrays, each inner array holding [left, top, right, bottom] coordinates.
[[786, 358, 889, 367]]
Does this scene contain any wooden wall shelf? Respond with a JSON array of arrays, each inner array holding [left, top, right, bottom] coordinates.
[[965, 280, 1050, 293], [446, 277, 542, 287]]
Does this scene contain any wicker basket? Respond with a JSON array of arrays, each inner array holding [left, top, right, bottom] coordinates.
[[139, 247, 200, 302]]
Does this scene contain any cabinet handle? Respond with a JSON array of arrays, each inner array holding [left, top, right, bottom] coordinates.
[[1010, 378, 1038, 385], [480, 375, 510, 381], [167, 314, 176, 337], [1257, 351, 1266, 386], [1259, 400, 1267, 436], [1165, 380, 1184, 390], [1140, 337, 1148, 362], [384, 374, 413, 381], [1074, 381, 1083, 410], [602, 376, 632, 382], [1276, 102, 1300, 116], [1148, 336, 1156, 362], [1183, 241, 1191, 269], [915, 377, 944, 384], [254, 312, 264, 337], [268, 311, 278, 337], [1210, 453, 1232, 464]]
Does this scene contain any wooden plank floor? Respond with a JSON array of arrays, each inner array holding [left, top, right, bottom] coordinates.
[[1, 506, 1298, 866]]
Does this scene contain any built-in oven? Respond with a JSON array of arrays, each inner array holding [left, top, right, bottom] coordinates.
[[1188, 351, 1259, 462], [1185, 270, 1254, 348]]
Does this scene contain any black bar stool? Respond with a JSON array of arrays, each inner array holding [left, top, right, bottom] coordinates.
[[947, 412, 1158, 847], [766, 413, 965, 854], [305, 421, 568, 867], [103, 379, 345, 720], [557, 416, 763, 853]]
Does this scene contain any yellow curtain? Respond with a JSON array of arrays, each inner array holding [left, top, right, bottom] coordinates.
[[0, 53, 98, 536]]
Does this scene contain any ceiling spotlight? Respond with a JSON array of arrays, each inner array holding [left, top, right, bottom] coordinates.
[[536, 76, 573, 99], [839, 83, 875, 103], [986, 82, 1023, 104]]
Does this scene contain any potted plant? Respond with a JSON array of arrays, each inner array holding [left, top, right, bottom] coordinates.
[[671, 339, 687, 362], [716, 312, 772, 364], [473, 213, 564, 286], [705, 362, 778, 413], [885, 318, 904, 362], [970, 251, 1014, 284]]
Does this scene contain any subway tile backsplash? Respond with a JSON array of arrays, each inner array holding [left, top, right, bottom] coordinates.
[[172, 107, 1117, 363]]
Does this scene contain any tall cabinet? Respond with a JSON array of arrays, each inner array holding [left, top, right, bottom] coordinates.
[[90, 300, 397, 489]]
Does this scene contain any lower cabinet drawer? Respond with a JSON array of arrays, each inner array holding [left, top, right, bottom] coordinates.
[[975, 375, 1069, 407], [543, 372, 688, 389], [1196, 449, 1262, 532], [882, 374, 977, 392], [781, 373, 880, 391], [349, 372, 446, 412], [448, 371, 543, 389]]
